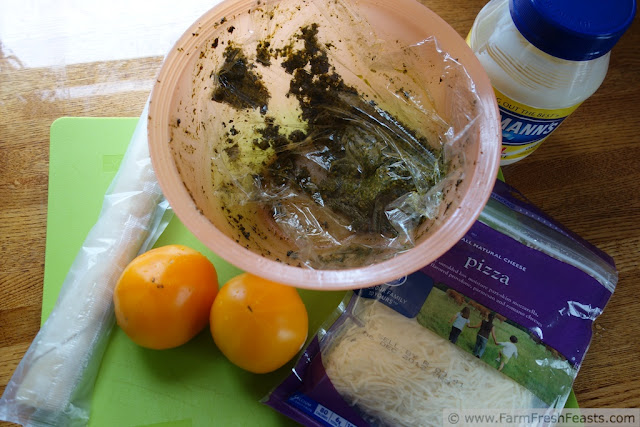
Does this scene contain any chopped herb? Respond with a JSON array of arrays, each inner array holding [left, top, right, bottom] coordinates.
[[212, 23, 444, 251], [212, 45, 270, 113]]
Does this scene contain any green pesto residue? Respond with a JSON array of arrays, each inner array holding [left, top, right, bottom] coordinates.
[[212, 24, 444, 240], [212, 45, 270, 113]]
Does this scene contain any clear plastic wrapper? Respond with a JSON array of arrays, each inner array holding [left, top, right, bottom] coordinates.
[[265, 180, 617, 427], [170, 0, 485, 270], [0, 104, 172, 426]]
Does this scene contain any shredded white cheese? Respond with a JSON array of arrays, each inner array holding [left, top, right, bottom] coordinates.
[[323, 300, 541, 426]]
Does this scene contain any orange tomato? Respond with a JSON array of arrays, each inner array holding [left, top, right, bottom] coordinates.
[[210, 273, 308, 374], [114, 245, 218, 350]]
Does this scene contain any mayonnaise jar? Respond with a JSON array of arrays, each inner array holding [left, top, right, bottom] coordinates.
[[468, 0, 636, 165]]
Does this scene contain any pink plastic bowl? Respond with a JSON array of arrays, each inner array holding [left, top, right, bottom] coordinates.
[[148, 0, 501, 290]]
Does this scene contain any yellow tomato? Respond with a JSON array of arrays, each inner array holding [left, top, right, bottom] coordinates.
[[210, 273, 308, 374], [114, 245, 218, 350]]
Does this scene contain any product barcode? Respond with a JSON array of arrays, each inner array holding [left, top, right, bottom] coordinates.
[[313, 404, 356, 427], [287, 392, 357, 427]]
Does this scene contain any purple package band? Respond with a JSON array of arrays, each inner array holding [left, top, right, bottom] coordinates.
[[421, 219, 608, 364]]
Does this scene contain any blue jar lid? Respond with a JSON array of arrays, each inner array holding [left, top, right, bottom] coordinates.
[[509, 0, 636, 61]]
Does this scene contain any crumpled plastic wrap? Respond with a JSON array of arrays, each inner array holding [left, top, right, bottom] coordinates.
[[0, 104, 172, 426], [171, 0, 484, 270]]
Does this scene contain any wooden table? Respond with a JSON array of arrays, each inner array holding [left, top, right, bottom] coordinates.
[[1, 0, 638, 424]]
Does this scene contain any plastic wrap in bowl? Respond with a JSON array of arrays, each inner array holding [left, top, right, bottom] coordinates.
[[148, 0, 501, 290]]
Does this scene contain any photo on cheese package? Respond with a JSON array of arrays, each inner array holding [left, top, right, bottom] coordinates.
[[416, 282, 575, 406]]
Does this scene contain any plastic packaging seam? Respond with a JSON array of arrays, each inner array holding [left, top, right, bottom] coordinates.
[[479, 199, 617, 292]]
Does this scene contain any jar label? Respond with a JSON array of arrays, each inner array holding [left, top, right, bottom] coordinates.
[[494, 88, 581, 162]]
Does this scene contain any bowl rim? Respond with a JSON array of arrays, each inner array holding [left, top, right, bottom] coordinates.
[[148, 0, 501, 290]]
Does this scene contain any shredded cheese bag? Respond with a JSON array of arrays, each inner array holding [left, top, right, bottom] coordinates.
[[322, 300, 539, 427], [264, 180, 616, 427]]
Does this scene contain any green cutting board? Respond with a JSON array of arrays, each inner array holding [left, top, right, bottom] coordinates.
[[45, 118, 578, 426], [46, 117, 347, 427]]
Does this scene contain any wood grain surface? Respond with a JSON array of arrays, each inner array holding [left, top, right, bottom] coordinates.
[[1, 0, 638, 424]]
